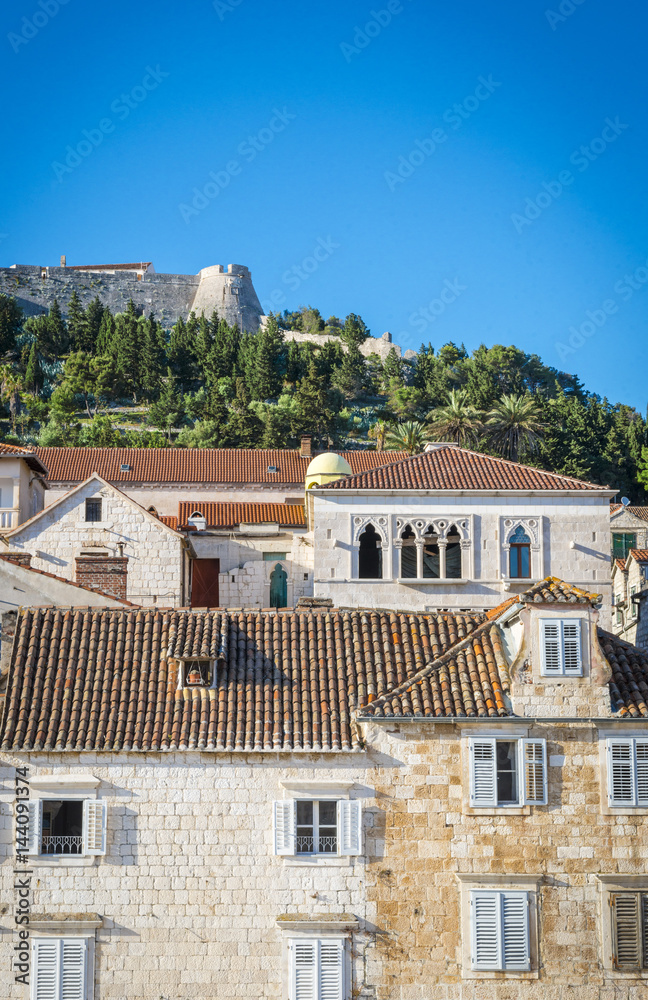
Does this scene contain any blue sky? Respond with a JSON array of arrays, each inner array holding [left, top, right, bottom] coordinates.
[[1, 0, 646, 410]]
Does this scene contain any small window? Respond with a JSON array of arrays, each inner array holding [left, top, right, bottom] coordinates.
[[606, 738, 648, 807], [613, 533, 636, 559], [445, 525, 462, 579], [400, 525, 417, 579], [289, 938, 344, 1000], [273, 799, 362, 856], [27, 799, 106, 856], [611, 892, 648, 968], [267, 464, 279, 473], [469, 737, 547, 808], [85, 498, 102, 522], [263, 551, 287, 561], [540, 619, 582, 676], [120, 463, 131, 472], [422, 525, 440, 579], [471, 890, 530, 971], [358, 524, 382, 579], [180, 660, 213, 687], [32, 938, 88, 1000], [508, 526, 531, 578]]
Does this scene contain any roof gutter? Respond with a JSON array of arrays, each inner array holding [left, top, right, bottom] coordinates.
[[310, 488, 617, 499]]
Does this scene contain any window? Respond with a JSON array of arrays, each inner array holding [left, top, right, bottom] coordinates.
[[288, 938, 344, 1000], [180, 659, 213, 687], [400, 525, 416, 578], [469, 737, 547, 807], [611, 892, 648, 969], [273, 799, 362, 856], [398, 520, 465, 580], [422, 525, 440, 579], [606, 738, 648, 807], [120, 463, 131, 472], [32, 938, 88, 1000], [263, 551, 287, 561], [613, 533, 636, 559], [358, 524, 382, 579], [470, 890, 530, 971], [84, 498, 101, 523], [27, 799, 106, 857], [508, 526, 531, 578], [540, 619, 582, 676], [445, 525, 462, 578]]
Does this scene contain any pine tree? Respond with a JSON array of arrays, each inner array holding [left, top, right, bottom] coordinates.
[[139, 314, 167, 400], [332, 344, 367, 399], [148, 371, 185, 442], [225, 378, 262, 447], [66, 290, 88, 352], [24, 342, 44, 393], [47, 298, 69, 355], [293, 360, 341, 446], [168, 317, 198, 390], [341, 313, 369, 348], [252, 317, 284, 400], [0, 293, 23, 354], [84, 297, 105, 353]]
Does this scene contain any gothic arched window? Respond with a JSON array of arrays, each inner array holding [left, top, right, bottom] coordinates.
[[422, 526, 440, 579], [400, 524, 417, 578], [445, 525, 462, 579], [509, 525, 531, 579], [358, 523, 383, 579]]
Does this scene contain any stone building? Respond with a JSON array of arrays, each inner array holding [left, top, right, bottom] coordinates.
[[610, 502, 648, 559], [0, 442, 48, 532], [308, 443, 615, 623], [611, 547, 648, 650], [1, 579, 648, 999]]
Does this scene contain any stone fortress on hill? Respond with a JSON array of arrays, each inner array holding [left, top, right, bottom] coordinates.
[[0, 256, 410, 359]]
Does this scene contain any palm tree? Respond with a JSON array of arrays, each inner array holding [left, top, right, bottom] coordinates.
[[385, 420, 427, 455], [486, 393, 546, 462], [426, 389, 483, 447]]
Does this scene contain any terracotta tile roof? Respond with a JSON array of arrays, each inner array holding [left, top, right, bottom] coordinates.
[[614, 558, 627, 572], [316, 445, 610, 492], [0, 442, 48, 475], [598, 631, 648, 717], [519, 576, 601, 605], [157, 515, 179, 530], [611, 504, 648, 522], [177, 501, 306, 529], [629, 549, 648, 562], [0, 607, 482, 752], [33, 448, 408, 486]]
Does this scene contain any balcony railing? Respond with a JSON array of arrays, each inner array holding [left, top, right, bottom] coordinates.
[[0, 509, 18, 530], [41, 835, 84, 855], [296, 834, 338, 854]]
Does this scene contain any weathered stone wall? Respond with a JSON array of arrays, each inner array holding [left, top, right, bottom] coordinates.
[[281, 328, 410, 361], [610, 509, 648, 550]]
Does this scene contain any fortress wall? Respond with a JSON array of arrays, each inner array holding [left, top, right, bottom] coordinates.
[[282, 329, 403, 361]]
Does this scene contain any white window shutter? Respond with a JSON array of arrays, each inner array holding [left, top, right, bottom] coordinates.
[[471, 890, 500, 969], [501, 891, 530, 971], [338, 799, 362, 856], [291, 940, 317, 1000], [83, 800, 107, 855], [469, 739, 497, 807], [61, 939, 87, 1000], [562, 620, 583, 676], [635, 740, 648, 806], [273, 799, 295, 855], [521, 739, 547, 805], [27, 800, 42, 856], [541, 620, 562, 675], [33, 939, 60, 1000], [613, 893, 641, 968], [319, 940, 344, 1000], [607, 739, 636, 806]]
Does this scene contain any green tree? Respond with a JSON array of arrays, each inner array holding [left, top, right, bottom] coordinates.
[[168, 317, 198, 389], [0, 294, 23, 355], [486, 393, 546, 462], [332, 345, 367, 399], [62, 352, 121, 418], [66, 290, 88, 352], [225, 378, 263, 447], [293, 360, 342, 446], [24, 342, 44, 393], [385, 420, 427, 455], [80, 415, 123, 447], [148, 371, 186, 442], [83, 297, 105, 353], [252, 316, 285, 399], [427, 389, 483, 446], [341, 313, 369, 349]]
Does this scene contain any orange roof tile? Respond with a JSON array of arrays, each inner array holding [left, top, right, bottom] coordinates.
[[178, 501, 305, 529], [611, 504, 648, 522], [629, 549, 648, 562], [316, 445, 611, 492]]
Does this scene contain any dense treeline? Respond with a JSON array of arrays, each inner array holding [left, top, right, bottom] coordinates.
[[0, 292, 647, 501]]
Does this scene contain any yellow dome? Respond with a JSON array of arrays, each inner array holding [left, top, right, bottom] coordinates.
[[305, 452, 352, 490]]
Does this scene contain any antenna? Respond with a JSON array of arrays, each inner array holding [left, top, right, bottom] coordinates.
[[621, 497, 631, 506]]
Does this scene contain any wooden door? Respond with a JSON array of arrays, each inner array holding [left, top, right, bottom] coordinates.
[[191, 558, 220, 607]]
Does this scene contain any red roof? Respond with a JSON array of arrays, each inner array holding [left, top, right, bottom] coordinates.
[[611, 504, 648, 522], [0, 441, 47, 475], [629, 549, 648, 562], [316, 445, 610, 492], [33, 448, 407, 485], [178, 501, 305, 529]]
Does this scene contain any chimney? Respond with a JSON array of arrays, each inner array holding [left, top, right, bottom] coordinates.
[[300, 435, 312, 459], [0, 551, 32, 567], [60, 255, 66, 267]]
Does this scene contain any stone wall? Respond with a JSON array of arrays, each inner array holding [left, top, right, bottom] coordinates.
[[281, 328, 412, 361]]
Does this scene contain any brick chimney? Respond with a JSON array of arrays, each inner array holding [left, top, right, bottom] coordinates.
[[76, 556, 128, 600], [60, 255, 66, 267], [300, 435, 312, 459], [0, 551, 32, 567]]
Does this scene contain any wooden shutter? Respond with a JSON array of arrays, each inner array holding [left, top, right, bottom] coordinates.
[[33, 939, 59, 1000], [337, 799, 362, 856], [469, 739, 497, 807], [607, 739, 635, 806], [61, 939, 87, 1000], [318, 940, 343, 1000], [540, 620, 562, 675], [471, 890, 500, 969], [613, 893, 642, 968], [562, 620, 582, 675], [273, 800, 295, 855], [635, 740, 648, 806], [83, 800, 107, 855], [521, 739, 547, 805], [501, 892, 530, 971], [27, 800, 41, 856], [292, 940, 317, 1000]]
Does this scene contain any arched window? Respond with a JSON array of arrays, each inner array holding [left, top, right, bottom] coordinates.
[[509, 525, 531, 579], [400, 524, 417, 578], [445, 525, 462, 579], [423, 526, 440, 579], [269, 563, 288, 608], [358, 523, 383, 579], [147, 505, 158, 515]]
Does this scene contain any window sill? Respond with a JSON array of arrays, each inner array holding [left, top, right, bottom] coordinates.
[[280, 855, 358, 868], [31, 856, 98, 867], [462, 969, 539, 981], [463, 805, 530, 817]]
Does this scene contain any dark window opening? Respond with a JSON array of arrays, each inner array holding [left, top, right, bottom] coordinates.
[[445, 526, 462, 579], [400, 525, 417, 578], [358, 524, 382, 579], [509, 526, 531, 578], [41, 799, 83, 855], [496, 741, 519, 805], [423, 526, 440, 579], [85, 498, 102, 522], [295, 799, 338, 854], [613, 533, 637, 560], [183, 660, 213, 687]]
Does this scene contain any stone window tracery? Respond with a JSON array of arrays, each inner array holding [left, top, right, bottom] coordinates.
[[394, 517, 471, 580]]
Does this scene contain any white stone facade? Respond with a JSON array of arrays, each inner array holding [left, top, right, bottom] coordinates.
[[0, 456, 46, 531]]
